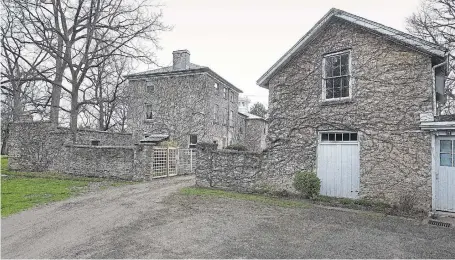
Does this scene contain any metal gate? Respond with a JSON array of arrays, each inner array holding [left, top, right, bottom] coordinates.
[[151, 147, 196, 178]]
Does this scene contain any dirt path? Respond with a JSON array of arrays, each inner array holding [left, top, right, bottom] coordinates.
[[2, 175, 455, 258]]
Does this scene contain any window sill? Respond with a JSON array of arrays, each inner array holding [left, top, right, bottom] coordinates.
[[320, 98, 354, 106]]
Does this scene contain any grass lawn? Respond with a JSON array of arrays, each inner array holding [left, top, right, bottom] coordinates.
[[180, 187, 310, 208], [1, 156, 133, 217]]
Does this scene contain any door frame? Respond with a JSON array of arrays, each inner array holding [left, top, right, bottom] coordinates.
[[432, 131, 455, 212]]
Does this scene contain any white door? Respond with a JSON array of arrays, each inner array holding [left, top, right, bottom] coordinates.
[[317, 132, 360, 199], [435, 137, 455, 212]]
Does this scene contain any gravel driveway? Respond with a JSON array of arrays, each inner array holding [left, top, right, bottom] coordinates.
[[2, 175, 455, 259]]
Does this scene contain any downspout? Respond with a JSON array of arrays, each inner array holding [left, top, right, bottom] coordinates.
[[432, 59, 447, 116]]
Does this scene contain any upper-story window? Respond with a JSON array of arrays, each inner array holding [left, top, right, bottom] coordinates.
[[214, 104, 219, 123], [145, 104, 153, 119], [323, 51, 351, 100], [223, 88, 227, 99], [230, 92, 235, 102], [214, 83, 219, 90], [146, 81, 154, 93]]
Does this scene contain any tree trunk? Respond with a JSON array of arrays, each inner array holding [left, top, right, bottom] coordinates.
[[70, 90, 78, 143]]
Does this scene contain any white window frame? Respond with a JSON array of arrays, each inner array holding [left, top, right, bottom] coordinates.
[[318, 130, 359, 144], [321, 50, 352, 102]]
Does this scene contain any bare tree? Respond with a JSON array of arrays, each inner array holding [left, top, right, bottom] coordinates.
[[407, 0, 454, 115], [3, 0, 168, 141], [1, 7, 52, 154], [79, 54, 132, 131]]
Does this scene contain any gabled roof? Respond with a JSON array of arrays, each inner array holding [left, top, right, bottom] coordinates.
[[125, 63, 243, 93], [126, 63, 207, 77], [257, 8, 448, 88], [238, 111, 266, 121]]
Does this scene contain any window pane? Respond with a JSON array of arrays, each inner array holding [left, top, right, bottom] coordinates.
[[190, 135, 197, 144], [329, 133, 335, 141], [440, 153, 452, 167], [336, 133, 342, 141], [321, 133, 328, 141], [350, 133, 358, 141], [343, 133, 350, 141], [325, 57, 333, 77], [333, 78, 341, 98], [332, 56, 341, 77], [326, 79, 333, 99], [341, 54, 349, 75], [441, 140, 452, 153]]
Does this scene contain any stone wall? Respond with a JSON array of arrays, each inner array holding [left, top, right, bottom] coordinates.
[[8, 121, 133, 172], [245, 119, 268, 152], [264, 18, 434, 210], [195, 143, 265, 192], [53, 145, 140, 180]]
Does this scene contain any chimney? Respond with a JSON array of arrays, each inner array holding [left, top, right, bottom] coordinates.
[[172, 50, 190, 70]]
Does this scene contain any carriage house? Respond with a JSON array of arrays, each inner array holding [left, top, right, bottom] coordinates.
[[257, 8, 453, 213]]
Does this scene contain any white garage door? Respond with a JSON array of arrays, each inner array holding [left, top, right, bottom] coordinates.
[[317, 132, 360, 199], [435, 137, 455, 212]]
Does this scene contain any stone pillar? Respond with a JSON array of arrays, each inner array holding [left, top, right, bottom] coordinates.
[[195, 142, 217, 187]]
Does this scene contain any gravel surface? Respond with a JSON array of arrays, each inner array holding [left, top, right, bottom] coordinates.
[[2, 175, 455, 259]]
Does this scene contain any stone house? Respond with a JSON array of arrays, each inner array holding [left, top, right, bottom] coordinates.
[[256, 8, 453, 213], [126, 50, 267, 151]]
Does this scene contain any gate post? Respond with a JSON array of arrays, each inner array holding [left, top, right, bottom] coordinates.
[[166, 147, 170, 177], [190, 149, 193, 173]]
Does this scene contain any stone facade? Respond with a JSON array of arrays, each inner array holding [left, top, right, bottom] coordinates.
[[126, 50, 241, 149], [244, 118, 268, 152], [261, 18, 439, 209], [195, 143, 265, 192]]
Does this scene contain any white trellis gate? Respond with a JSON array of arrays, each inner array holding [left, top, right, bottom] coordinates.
[[150, 147, 196, 178]]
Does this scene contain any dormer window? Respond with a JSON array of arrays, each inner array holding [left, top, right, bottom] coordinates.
[[322, 51, 351, 100]]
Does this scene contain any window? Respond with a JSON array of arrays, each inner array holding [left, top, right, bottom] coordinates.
[[145, 104, 153, 119], [440, 140, 455, 167], [214, 105, 219, 123], [224, 108, 228, 125], [223, 88, 227, 99], [146, 82, 154, 93], [320, 132, 357, 142], [230, 92, 234, 102], [239, 126, 243, 134], [214, 82, 219, 90], [189, 134, 197, 149], [323, 51, 350, 100]]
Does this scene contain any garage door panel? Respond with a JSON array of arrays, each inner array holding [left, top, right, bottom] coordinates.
[[317, 132, 360, 199]]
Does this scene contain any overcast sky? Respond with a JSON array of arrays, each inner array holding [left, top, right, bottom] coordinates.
[[140, 0, 422, 108]]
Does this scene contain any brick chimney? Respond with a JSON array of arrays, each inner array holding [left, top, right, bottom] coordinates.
[[172, 50, 190, 70]]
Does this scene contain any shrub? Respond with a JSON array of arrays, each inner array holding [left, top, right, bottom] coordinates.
[[225, 144, 248, 151], [293, 171, 321, 198]]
